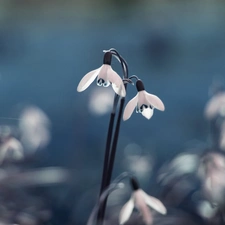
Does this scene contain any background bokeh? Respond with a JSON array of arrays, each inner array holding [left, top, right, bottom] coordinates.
[[0, 0, 225, 224]]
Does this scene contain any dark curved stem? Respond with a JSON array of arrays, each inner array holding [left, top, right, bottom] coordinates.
[[129, 75, 139, 81], [88, 172, 133, 225], [97, 85, 128, 224], [98, 95, 119, 207], [98, 95, 127, 222], [98, 113, 115, 195], [88, 183, 122, 225], [106, 96, 127, 186], [110, 49, 128, 79]]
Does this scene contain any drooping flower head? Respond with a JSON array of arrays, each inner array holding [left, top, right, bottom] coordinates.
[[119, 177, 167, 225], [123, 79, 165, 120], [77, 51, 126, 97]]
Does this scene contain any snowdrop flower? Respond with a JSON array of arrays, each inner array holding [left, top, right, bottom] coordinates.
[[119, 177, 166, 225], [204, 92, 225, 119], [123, 79, 165, 120], [199, 152, 225, 206], [77, 51, 126, 97], [0, 137, 23, 164]]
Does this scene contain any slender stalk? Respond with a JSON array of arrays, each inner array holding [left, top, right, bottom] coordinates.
[[99, 94, 120, 196], [97, 95, 127, 223], [97, 90, 121, 224], [106, 97, 126, 186], [98, 113, 115, 194]]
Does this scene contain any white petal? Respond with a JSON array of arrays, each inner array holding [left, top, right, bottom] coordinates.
[[107, 67, 126, 97], [97, 64, 109, 80], [77, 67, 101, 92], [112, 83, 126, 97], [0, 138, 24, 164], [141, 190, 167, 215], [137, 91, 148, 107], [119, 198, 134, 225], [204, 93, 225, 119], [123, 95, 138, 121], [146, 92, 165, 111], [134, 190, 153, 225], [142, 108, 154, 120]]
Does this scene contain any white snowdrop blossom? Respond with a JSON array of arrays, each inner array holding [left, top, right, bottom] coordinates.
[[77, 52, 126, 97], [0, 137, 23, 164], [204, 92, 225, 119], [199, 152, 225, 206], [123, 80, 165, 120], [119, 178, 167, 225]]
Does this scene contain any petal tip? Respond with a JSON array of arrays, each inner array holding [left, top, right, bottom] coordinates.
[[77, 82, 89, 92], [76, 86, 83, 92], [157, 101, 165, 111], [123, 110, 132, 121], [116, 85, 126, 97], [119, 199, 134, 225], [160, 206, 167, 215], [77, 68, 100, 93], [123, 116, 129, 121]]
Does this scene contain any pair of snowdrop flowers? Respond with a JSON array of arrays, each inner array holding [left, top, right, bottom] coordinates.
[[77, 51, 165, 120], [119, 177, 167, 225]]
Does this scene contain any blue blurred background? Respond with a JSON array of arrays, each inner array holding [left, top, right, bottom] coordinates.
[[0, 0, 225, 224]]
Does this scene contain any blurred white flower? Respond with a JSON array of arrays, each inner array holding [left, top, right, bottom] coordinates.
[[77, 52, 126, 97], [197, 200, 217, 219], [0, 137, 23, 164], [198, 152, 225, 206], [123, 143, 153, 179], [204, 92, 225, 119], [219, 121, 225, 151], [88, 88, 114, 116], [123, 80, 165, 120], [19, 106, 50, 152], [119, 178, 166, 225], [158, 153, 199, 185]]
